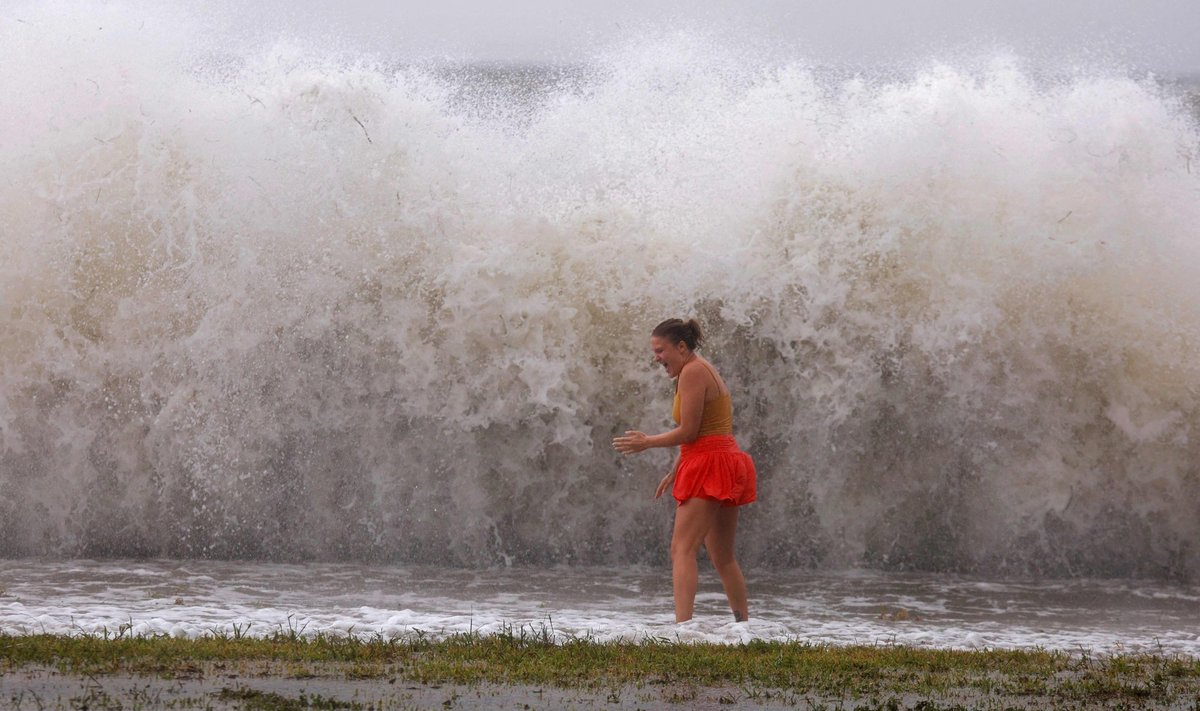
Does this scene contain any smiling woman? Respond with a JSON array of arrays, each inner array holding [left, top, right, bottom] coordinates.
[[613, 318, 757, 623]]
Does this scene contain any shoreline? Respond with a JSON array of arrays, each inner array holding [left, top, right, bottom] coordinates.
[[4, 633, 1200, 709]]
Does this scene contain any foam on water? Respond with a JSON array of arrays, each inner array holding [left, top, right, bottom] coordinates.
[[4, 560, 1200, 654], [2, 5, 1200, 577]]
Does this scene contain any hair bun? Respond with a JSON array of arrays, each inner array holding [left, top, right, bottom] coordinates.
[[652, 318, 704, 350]]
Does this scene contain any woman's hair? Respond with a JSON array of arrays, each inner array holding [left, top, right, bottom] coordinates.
[[652, 318, 704, 351]]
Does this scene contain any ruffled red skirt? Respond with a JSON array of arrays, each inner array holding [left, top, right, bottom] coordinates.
[[673, 435, 757, 507]]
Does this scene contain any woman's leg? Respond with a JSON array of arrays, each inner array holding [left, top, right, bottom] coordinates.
[[704, 506, 749, 621], [670, 498, 720, 622]]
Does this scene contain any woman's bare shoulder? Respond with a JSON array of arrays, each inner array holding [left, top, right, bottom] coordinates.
[[678, 360, 707, 385], [696, 357, 730, 394]]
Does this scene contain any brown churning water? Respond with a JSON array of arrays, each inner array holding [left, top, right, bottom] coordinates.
[[2, 7, 1200, 578]]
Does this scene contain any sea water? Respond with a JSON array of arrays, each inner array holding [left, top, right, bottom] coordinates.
[[4, 559, 1200, 654], [2, 4, 1200, 644]]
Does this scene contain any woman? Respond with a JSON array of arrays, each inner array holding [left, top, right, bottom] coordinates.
[[613, 318, 756, 623]]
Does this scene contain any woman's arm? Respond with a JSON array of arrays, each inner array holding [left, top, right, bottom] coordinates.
[[613, 364, 705, 454]]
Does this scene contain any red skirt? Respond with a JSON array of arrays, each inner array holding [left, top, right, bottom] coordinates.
[[673, 435, 757, 507]]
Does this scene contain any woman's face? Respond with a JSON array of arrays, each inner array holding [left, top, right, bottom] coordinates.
[[650, 335, 690, 379]]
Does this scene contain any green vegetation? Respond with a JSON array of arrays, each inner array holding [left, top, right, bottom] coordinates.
[[216, 687, 365, 710], [4, 629, 1200, 708]]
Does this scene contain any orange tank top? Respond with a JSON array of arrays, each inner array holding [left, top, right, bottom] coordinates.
[[672, 362, 734, 436]]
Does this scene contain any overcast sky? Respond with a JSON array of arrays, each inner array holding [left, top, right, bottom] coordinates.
[[195, 0, 1200, 74]]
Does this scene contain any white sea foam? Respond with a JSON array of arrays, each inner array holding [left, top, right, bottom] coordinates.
[[3, 560, 1200, 655], [1, 4, 1200, 577]]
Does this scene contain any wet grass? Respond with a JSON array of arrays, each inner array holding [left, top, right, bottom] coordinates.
[[216, 687, 365, 710], [4, 629, 1200, 707]]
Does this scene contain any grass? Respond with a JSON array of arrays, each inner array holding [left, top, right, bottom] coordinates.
[[4, 629, 1200, 707], [216, 687, 365, 710]]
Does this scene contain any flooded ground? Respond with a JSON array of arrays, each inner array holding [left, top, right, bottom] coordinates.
[[3, 560, 1199, 655]]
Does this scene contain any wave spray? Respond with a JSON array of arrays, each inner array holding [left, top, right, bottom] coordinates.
[[3, 6, 1200, 577]]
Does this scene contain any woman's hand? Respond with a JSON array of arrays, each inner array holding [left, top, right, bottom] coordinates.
[[655, 470, 676, 499], [612, 430, 649, 455]]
